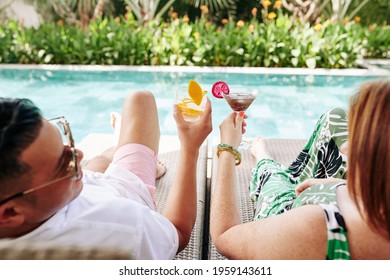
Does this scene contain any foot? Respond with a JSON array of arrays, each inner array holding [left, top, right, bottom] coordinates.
[[156, 160, 167, 179], [340, 141, 348, 156], [250, 137, 273, 162], [110, 112, 122, 145]]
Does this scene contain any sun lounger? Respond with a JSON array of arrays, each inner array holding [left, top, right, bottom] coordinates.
[[0, 241, 132, 259], [0, 134, 208, 260], [0, 135, 304, 260], [155, 136, 208, 260], [207, 139, 306, 260]]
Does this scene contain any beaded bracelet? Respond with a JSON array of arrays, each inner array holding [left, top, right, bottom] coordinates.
[[216, 143, 241, 166]]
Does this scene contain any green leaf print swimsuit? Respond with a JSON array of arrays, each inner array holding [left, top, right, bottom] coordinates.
[[250, 107, 350, 259]]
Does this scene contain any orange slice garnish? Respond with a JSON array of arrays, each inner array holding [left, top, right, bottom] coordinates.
[[188, 80, 207, 105], [177, 102, 204, 118]]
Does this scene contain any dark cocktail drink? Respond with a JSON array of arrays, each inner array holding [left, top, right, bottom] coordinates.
[[223, 93, 256, 112], [211, 81, 258, 150]]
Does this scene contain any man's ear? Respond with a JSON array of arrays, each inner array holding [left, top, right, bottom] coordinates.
[[0, 203, 25, 227]]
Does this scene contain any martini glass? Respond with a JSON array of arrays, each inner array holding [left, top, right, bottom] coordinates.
[[223, 91, 257, 149]]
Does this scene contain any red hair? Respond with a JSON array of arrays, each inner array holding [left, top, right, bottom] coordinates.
[[348, 80, 390, 239]]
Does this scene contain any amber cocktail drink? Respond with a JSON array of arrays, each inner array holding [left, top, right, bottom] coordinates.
[[176, 97, 205, 122], [176, 80, 207, 122]]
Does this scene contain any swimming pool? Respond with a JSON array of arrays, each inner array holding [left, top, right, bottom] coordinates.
[[1, 65, 388, 143]]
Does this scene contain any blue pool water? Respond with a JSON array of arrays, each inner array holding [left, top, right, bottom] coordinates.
[[0, 67, 388, 143]]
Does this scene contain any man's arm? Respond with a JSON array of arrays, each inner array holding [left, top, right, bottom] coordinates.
[[163, 99, 212, 252]]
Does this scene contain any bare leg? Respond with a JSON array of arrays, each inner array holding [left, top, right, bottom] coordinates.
[[112, 93, 166, 178], [250, 137, 273, 163], [83, 91, 162, 175], [116, 90, 159, 152], [83, 147, 115, 173]]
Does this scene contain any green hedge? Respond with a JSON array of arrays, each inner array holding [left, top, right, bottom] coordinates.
[[0, 14, 389, 68]]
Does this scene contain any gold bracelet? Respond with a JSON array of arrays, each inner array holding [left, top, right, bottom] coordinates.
[[216, 144, 241, 166]]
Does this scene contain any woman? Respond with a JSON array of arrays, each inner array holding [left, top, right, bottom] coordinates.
[[210, 80, 390, 259]]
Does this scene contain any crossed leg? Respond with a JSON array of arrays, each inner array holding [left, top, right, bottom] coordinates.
[[83, 90, 166, 179]]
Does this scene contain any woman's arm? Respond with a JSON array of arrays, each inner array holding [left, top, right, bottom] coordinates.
[[211, 146, 242, 239], [210, 112, 328, 259], [210, 112, 245, 250], [213, 205, 328, 259]]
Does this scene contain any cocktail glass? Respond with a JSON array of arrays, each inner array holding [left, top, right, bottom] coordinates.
[[223, 91, 257, 149], [176, 86, 206, 122]]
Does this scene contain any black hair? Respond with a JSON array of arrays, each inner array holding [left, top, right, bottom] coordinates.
[[0, 98, 43, 193]]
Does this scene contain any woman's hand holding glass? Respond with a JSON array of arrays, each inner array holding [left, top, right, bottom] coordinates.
[[219, 111, 247, 149]]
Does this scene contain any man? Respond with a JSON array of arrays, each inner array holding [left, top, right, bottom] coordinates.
[[0, 90, 212, 259]]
